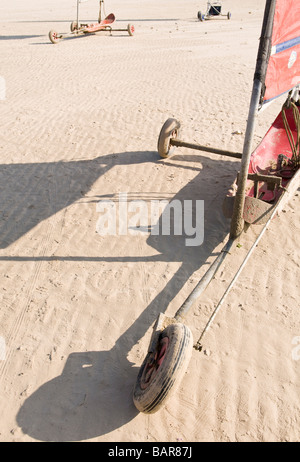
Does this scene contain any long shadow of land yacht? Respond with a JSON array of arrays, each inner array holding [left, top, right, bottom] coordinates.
[[0, 152, 151, 249], [12, 150, 239, 440], [0, 151, 236, 253]]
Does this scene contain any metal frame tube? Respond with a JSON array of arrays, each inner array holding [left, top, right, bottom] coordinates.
[[194, 165, 300, 350], [77, 0, 80, 26], [229, 78, 262, 238], [170, 138, 242, 159], [175, 238, 234, 321], [229, 0, 276, 239], [98, 0, 104, 22]]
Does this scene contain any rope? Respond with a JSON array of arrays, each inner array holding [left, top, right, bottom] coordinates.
[[281, 101, 300, 170]]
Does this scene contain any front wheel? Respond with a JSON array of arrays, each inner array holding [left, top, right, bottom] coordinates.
[[133, 323, 193, 414], [198, 11, 204, 21], [157, 118, 181, 158], [127, 24, 135, 36], [49, 30, 61, 44], [227, 12, 231, 20]]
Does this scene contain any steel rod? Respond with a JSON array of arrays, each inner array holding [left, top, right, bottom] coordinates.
[[229, 0, 276, 239], [229, 79, 262, 239], [194, 171, 294, 350], [98, 0, 103, 22], [170, 138, 242, 159], [77, 0, 79, 26], [175, 238, 234, 321], [194, 222, 270, 349]]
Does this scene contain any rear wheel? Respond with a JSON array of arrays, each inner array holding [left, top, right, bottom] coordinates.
[[198, 11, 204, 21], [49, 30, 60, 44], [127, 24, 135, 36], [133, 323, 193, 414], [70, 21, 78, 32], [157, 118, 181, 158]]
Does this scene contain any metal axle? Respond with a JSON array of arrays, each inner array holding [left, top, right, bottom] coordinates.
[[170, 138, 242, 159]]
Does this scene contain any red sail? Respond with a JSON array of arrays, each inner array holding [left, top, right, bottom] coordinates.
[[263, 0, 300, 104]]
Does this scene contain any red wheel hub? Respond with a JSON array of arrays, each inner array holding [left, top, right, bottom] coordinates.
[[140, 337, 169, 390]]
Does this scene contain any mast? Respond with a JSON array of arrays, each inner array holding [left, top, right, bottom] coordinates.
[[230, 0, 277, 239]]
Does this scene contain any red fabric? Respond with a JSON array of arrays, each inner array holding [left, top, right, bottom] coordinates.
[[271, 0, 300, 45], [263, 0, 300, 102], [247, 105, 299, 201]]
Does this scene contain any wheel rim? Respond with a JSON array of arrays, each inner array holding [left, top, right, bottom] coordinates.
[[71, 21, 78, 32], [140, 337, 169, 390], [157, 118, 181, 158], [168, 127, 179, 152], [128, 24, 134, 35], [170, 128, 178, 140]]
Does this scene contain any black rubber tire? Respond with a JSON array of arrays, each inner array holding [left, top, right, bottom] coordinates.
[[227, 12, 231, 20], [157, 118, 181, 158], [198, 11, 204, 21], [127, 24, 135, 36], [133, 323, 193, 414], [49, 30, 60, 44]]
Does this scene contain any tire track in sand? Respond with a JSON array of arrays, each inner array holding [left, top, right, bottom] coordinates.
[[0, 164, 60, 387]]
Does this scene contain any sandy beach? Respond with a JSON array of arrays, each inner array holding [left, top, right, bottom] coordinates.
[[0, 0, 299, 442]]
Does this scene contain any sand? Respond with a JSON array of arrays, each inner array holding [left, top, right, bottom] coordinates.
[[0, 0, 299, 442]]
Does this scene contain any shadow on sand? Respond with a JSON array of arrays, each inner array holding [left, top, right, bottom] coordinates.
[[6, 149, 238, 440]]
